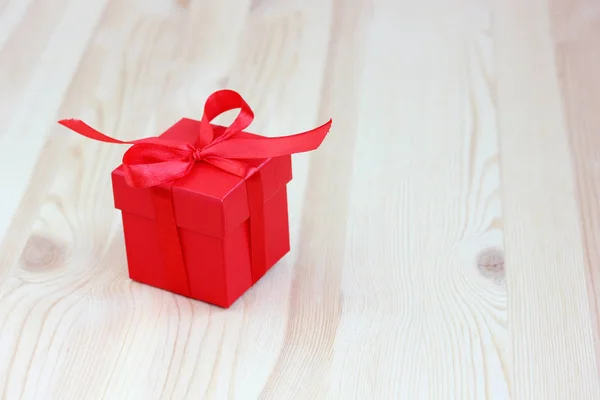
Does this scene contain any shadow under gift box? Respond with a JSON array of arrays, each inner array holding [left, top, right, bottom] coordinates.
[[110, 118, 292, 308]]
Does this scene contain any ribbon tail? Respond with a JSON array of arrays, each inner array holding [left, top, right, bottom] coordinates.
[[59, 119, 181, 147], [201, 119, 333, 159], [58, 119, 132, 144]]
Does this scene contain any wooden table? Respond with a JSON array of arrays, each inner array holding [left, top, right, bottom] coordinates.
[[1, 0, 599, 398]]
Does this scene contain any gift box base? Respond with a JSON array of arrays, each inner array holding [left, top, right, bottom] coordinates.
[[120, 186, 291, 308], [128, 247, 289, 308]]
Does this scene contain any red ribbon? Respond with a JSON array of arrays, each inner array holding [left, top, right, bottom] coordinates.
[[59, 89, 332, 297]]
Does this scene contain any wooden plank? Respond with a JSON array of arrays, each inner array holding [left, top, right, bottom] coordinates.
[[494, 0, 600, 397], [209, 2, 334, 399], [548, 0, 600, 376]]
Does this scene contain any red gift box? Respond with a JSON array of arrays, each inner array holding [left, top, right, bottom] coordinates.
[[59, 90, 331, 308]]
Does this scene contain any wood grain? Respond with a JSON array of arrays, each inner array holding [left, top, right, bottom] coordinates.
[[0, 0, 599, 398]]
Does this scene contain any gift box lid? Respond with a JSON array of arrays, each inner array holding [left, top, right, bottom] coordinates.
[[111, 118, 292, 238]]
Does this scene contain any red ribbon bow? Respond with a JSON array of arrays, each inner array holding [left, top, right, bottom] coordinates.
[[59, 89, 332, 187], [59, 89, 332, 299]]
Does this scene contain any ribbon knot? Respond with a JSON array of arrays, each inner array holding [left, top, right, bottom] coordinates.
[[192, 147, 204, 162]]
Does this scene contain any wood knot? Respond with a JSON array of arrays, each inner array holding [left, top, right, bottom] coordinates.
[[476, 247, 505, 283], [20, 234, 65, 272]]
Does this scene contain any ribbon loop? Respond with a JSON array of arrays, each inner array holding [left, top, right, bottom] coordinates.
[[197, 89, 255, 149], [204, 90, 254, 138]]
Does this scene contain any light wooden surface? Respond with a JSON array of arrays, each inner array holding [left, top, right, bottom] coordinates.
[[1, 0, 599, 398]]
